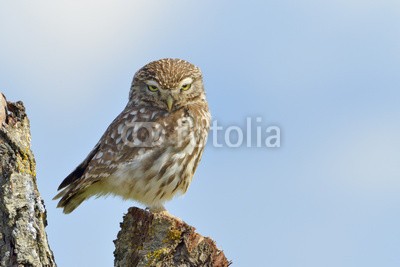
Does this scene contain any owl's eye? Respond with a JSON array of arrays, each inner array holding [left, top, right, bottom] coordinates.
[[147, 85, 159, 92], [181, 84, 192, 91]]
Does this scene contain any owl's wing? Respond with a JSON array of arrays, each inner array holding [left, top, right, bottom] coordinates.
[[57, 142, 100, 190], [54, 107, 159, 213], [56, 107, 142, 189]]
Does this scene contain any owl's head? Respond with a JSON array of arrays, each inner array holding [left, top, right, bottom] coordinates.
[[129, 58, 206, 112]]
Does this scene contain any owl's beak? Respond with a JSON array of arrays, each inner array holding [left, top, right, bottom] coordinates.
[[166, 95, 174, 112]]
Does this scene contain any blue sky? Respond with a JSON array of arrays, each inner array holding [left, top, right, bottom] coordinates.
[[1, 1, 400, 266]]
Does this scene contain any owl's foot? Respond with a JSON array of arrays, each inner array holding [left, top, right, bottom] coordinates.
[[145, 205, 183, 222], [146, 205, 166, 213]]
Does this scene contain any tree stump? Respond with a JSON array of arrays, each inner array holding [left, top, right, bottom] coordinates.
[[114, 207, 231, 267]]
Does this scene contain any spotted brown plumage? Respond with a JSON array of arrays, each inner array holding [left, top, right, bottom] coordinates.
[[54, 58, 211, 214]]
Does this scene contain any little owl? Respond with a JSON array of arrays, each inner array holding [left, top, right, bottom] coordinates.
[[54, 58, 211, 213]]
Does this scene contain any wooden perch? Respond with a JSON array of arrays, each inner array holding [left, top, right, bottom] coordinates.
[[114, 207, 231, 267], [0, 94, 56, 267]]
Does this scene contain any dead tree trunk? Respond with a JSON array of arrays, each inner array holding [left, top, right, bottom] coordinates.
[[114, 207, 231, 267], [0, 94, 56, 267]]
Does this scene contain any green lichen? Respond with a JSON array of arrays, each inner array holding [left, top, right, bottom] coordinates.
[[146, 248, 168, 266], [16, 148, 36, 177], [164, 229, 182, 243]]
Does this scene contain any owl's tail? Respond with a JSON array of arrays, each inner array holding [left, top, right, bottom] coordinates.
[[53, 185, 88, 214], [54, 143, 101, 213]]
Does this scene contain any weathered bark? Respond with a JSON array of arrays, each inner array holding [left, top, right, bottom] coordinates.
[[0, 94, 56, 267], [114, 207, 231, 267]]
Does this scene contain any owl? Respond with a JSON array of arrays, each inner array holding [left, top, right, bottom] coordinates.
[[54, 58, 211, 214]]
